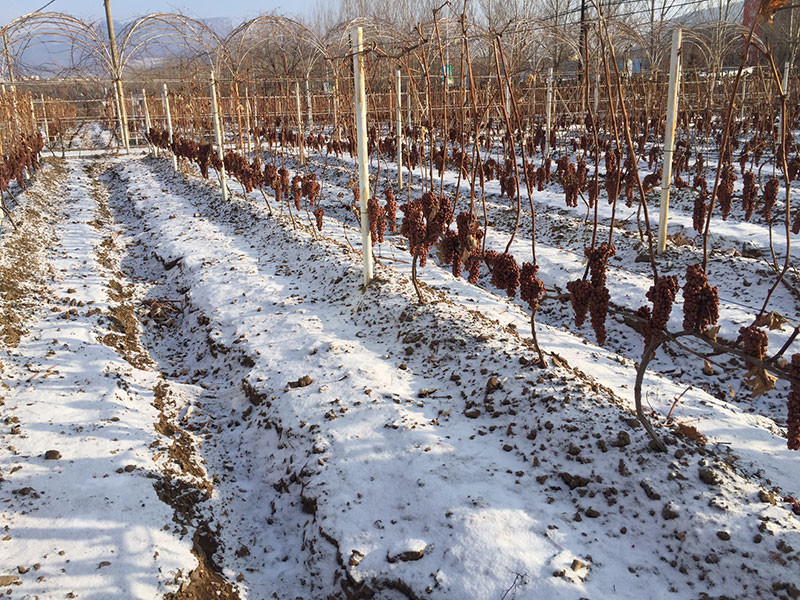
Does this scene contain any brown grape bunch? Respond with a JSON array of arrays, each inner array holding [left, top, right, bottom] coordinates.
[[739, 325, 768, 363], [789, 353, 800, 451], [566, 279, 593, 327], [520, 263, 545, 312], [682, 264, 719, 332]]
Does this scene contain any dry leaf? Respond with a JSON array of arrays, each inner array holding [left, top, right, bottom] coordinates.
[[753, 311, 789, 331], [702, 325, 721, 342], [703, 360, 714, 375], [758, 0, 789, 23], [744, 365, 777, 397]]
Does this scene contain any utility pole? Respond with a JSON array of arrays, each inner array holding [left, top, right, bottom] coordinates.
[[103, 0, 129, 153]]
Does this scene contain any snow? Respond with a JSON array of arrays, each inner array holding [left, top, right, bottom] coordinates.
[[0, 160, 195, 597], [1, 150, 798, 599]]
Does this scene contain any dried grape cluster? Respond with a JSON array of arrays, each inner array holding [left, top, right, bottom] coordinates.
[[604, 149, 621, 205], [585, 243, 617, 344], [692, 175, 709, 232], [146, 128, 330, 229], [682, 264, 719, 332], [520, 262, 545, 312], [368, 196, 385, 244], [763, 177, 779, 223], [566, 279, 593, 327], [400, 192, 452, 267], [500, 168, 517, 200], [739, 325, 768, 365], [642, 168, 662, 194], [562, 161, 579, 208], [742, 171, 757, 221], [291, 174, 303, 210], [0, 133, 44, 192], [485, 251, 520, 297], [438, 211, 484, 280], [637, 275, 680, 347], [623, 153, 637, 208], [384, 188, 397, 233], [789, 354, 800, 451], [718, 164, 737, 221]]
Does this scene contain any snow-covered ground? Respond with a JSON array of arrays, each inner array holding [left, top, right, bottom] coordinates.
[[1, 150, 799, 600]]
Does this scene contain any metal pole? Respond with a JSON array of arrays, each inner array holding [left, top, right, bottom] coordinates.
[[103, 0, 129, 153], [352, 27, 374, 286], [545, 67, 553, 158], [210, 70, 229, 203], [657, 29, 682, 255], [396, 69, 403, 189], [162, 83, 177, 171]]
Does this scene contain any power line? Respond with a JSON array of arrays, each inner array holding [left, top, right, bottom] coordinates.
[[32, 0, 57, 14]]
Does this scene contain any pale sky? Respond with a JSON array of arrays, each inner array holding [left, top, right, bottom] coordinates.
[[1, 0, 318, 26]]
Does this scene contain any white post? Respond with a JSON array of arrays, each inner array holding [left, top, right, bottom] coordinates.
[[352, 27, 374, 286], [162, 83, 177, 170], [142, 88, 155, 156], [777, 62, 790, 142], [407, 74, 412, 126], [505, 80, 511, 121], [210, 70, 229, 203], [295, 81, 305, 165], [657, 29, 682, 255], [740, 75, 746, 122], [244, 85, 253, 156], [545, 67, 553, 158], [305, 75, 313, 128], [396, 69, 403, 189], [112, 90, 123, 151], [129, 90, 137, 147], [40, 94, 49, 143], [29, 96, 35, 132], [333, 76, 339, 137]]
